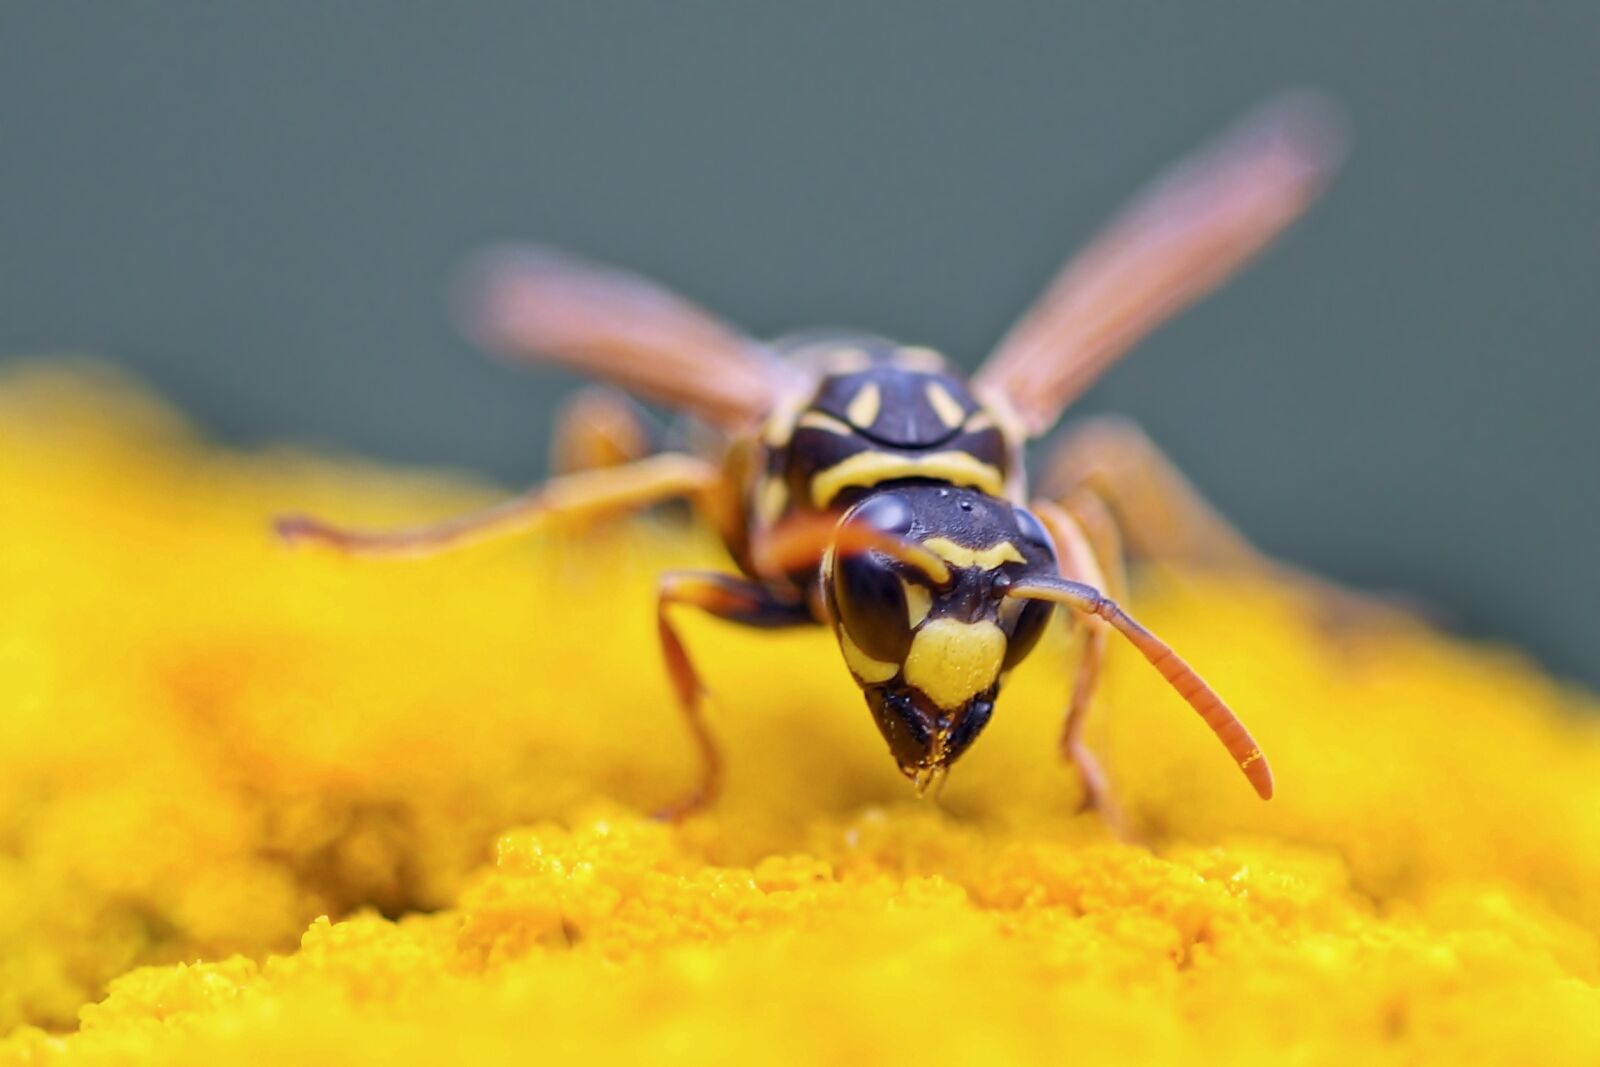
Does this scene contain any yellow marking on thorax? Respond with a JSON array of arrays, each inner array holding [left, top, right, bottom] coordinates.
[[810, 450, 1005, 507], [845, 382, 882, 428], [818, 345, 874, 373], [756, 477, 789, 527], [921, 537, 1024, 570], [962, 411, 996, 433], [903, 618, 1006, 710], [893, 346, 948, 371], [838, 628, 898, 684], [762, 397, 806, 449], [925, 381, 966, 428], [798, 411, 855, 435], [901, 579, 932, 629]]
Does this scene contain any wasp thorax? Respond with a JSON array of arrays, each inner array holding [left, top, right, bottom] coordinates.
[[824, 485, 1058, 777]]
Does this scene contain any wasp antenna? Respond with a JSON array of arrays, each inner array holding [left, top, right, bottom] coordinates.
[[757, 512, 952, 587], [1006, 576, 1273, 799]]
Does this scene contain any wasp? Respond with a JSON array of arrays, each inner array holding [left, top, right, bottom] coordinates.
[[278, 95, 1343, 823]]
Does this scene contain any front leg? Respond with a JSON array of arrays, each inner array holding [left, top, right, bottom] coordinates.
[[1032, 500, 1125, 835], [655, 572, 815, 820]]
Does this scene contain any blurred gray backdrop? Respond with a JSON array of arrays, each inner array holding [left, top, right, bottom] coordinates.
[[2, 4, 1596, 685]]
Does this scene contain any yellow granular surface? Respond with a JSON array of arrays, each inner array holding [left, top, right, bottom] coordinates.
[[1, 362, 1598, 1065]]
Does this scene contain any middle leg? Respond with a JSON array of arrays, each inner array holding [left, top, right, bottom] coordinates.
[[655, 572, 815, 820]]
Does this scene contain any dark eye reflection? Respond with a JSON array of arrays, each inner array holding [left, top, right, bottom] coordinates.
[[833, 551, 912, 663], [1001, 595, 1053, 669]]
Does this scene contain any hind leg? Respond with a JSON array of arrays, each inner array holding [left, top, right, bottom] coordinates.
[[550, 386, 660, 475], [1043, 416, 1415, 626], [1042, 415, 1264, 570], [276, 453, 721, 557]]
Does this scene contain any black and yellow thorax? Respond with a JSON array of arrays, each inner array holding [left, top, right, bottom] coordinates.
[[730, 334, 1022, 590]]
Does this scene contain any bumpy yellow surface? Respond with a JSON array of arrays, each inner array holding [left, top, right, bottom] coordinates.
[[2, 362, 1598, 1065]]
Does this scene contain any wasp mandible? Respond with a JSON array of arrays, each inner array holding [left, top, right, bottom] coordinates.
[[278, 95, 1344, 822]]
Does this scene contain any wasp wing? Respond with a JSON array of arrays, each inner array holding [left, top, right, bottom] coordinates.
[[973, 93, 1348, 437], [460, 246, 805, 430]]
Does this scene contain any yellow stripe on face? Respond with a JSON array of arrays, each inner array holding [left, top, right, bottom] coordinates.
[[901, 579, 932, 629], [838, 628, 898, 684], [921, 537, 1024, 570], [925, 381, 965, 429], [845, 383, 882, 429], [903, 618, 1006, 710], [809, 450, 1006, 507]]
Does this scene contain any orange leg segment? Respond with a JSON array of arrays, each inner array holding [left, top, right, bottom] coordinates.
[[550, 386, 658, 476], [655, 572, 813, 820], [1033, 500, 1124, 830], [275, 453, 720, 558]]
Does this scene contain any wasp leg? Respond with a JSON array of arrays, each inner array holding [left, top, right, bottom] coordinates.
[[655, 573, 815, 820], [275, 453, 720, 558], [1056, 485, 1130, 605], [1045, 415, 1425, 627], [1032, 499, 1127, 836], [1042, 415, 1263, 570], [550, 386, 659, 476]]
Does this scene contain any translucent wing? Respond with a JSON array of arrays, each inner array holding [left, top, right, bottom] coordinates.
[[973, 93, 1348, 437], [459, 246, 806, 429]]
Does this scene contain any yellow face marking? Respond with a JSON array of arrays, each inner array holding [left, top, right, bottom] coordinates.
[[893, 346, 948, 371], [798, 411, 856, 435], [838, 628, 898, 684], [903, 618, 1007, 710], [809, 450, 1006, 507], [921, 537, 1025, 570], [925, 381, 966, 429], [845, 382, 882, 429], [901, 578, 932, 629], [756, 477, 789, 527], [962, 411, 995, 433]]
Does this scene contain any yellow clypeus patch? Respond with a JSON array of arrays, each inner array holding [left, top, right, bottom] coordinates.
[[0, 361, 1599, 1066], [902, 618, 1008, 710]]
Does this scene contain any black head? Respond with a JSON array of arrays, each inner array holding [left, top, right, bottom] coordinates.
[[820, 485, 1059, 785]]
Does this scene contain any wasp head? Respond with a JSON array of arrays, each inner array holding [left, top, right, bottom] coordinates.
[[821, 485, 1059, 786]]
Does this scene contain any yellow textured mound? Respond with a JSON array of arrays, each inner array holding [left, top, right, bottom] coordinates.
[[1, 362, 1597, 1065]]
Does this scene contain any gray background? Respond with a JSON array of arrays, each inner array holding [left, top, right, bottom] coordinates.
[[2, 4, 1596, 685]]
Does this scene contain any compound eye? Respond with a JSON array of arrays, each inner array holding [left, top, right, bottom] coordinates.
[[833, 493, 916, 663], [834, 553, 913, 663], [1002, 597, 1053, 669], [1012, 506, 1058, 565], [846, 491, 914, 539], [1000, 506, 1058, 669]]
